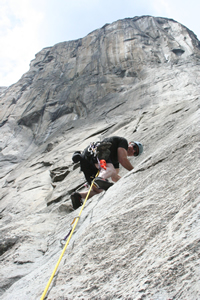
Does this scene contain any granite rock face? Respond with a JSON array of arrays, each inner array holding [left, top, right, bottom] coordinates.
[[0, 16, 199, 299]]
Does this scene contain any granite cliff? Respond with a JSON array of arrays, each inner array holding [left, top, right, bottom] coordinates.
[[0, 16, 199, 299]]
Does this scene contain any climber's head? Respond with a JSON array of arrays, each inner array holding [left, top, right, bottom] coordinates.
[[128, 141, 143, 156]]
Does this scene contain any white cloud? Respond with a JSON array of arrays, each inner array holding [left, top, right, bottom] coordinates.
[[151, 0, 200, 38], [151, 0, 172, 16], [0, 0, 44, 86]]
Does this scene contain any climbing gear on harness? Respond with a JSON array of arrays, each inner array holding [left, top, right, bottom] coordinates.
[[87, 141, 112, 170], [71, 192, 82, 209], [87, 141, 112, 161], [87, 142, 97, 156], [100, 159, 107, 170], [40, 171, 99, 300], [94, 177, 113, 191], [131, 141, 143, 156]]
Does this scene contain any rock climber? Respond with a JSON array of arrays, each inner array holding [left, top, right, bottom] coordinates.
[[71, 136, 143, 209]]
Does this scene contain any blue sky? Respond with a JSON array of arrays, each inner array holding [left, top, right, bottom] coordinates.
[[0, 0, 199, 87]]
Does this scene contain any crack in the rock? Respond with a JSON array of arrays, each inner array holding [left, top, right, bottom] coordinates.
[[134, 158, 166, 173]]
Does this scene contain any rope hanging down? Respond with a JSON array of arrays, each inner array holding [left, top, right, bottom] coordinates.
[[40, 171, 99, 300]]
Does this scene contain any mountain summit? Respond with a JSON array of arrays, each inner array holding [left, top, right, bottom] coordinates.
[[0, 16, 199, 299]]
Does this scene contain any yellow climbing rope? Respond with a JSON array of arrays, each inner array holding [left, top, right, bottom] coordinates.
[[40, 172, 99, 300]]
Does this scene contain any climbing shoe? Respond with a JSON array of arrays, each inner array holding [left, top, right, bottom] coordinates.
[[94, 177, 114, 191], [71, 192, 82, 209]]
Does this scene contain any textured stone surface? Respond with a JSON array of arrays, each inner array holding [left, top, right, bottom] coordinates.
[[0, 16, 199, 299]]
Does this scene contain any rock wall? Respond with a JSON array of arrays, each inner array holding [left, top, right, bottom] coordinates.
[[0, 16, 199, 299]]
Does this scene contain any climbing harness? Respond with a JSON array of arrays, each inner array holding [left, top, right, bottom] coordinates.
[[87, 141, 112, 170], [40, 171, 99, 300]]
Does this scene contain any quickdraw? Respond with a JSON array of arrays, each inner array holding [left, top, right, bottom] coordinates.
[[60, 217, 80, 247]]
